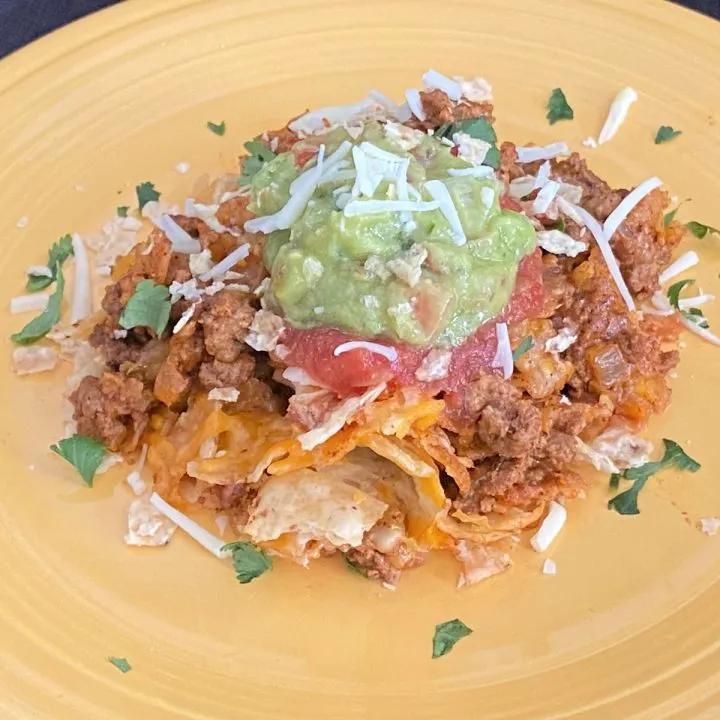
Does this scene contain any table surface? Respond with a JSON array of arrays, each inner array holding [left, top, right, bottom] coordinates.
[[1, 0, 718, 58]]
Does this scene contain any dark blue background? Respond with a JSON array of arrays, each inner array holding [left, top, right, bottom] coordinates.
[[0, 0, 718, 58]]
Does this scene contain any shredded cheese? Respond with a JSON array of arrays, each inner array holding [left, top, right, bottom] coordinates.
[[565, 203, 636, 311], [530, 501, 567, 552], [198, 243, 250, 282], [658, 251, 699, 285], [153, 214, 202, 254], [537, 230, 588, 257], [448, 166, 495, 179], [542, 558, 557, 575], [532, 180, 560, 215], [405, 89, 425, 121], [424, 180, 466, 245], [598, 87, 638, 145], [491, 322, 513, 379], [70, 234, 92, 325], [679, 314, 720, 346], [700, 517, 720, 536], [678, 294, 715, 309], [208, 387, 241, 402], [603, 177, 663, 241], [288, 98, 379, 135], [422, 69, 462, 101], [516, 143, 570, 163], [172, 303, 198, 335], [333, 341, 398, 362], [10, 294, 50, 314], [149, 493, 229, 558], [343, 199, 440, 216]]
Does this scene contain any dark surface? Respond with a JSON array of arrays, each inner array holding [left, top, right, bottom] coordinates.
[[0, 0, 718, 58]]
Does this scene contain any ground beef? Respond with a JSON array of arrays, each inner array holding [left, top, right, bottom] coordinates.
[[225, 378, 285, 414], [89, 321, 146, 368], [201, 291, 256, 362], [154, 320, 205, 408], [286, 390, 337, 429], [172, 215, 238, 263], [71, 372, 153, 451], [406, 89, 494, 131], [193, 480, 259, 519], [198, 355, 255, 390]]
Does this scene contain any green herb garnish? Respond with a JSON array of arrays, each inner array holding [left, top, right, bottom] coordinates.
[[222, 541, 272, 584], [238, 140, 277, 185], [686, 221, 720, 239], [512, 336, 533, 362], [207, 120, 226, 136], [13, 264, 65, 344], [432, 619, 473, 659], [546, 88, 574, 125], [135, 181, 161, 211], [551, 217, 566, 232], [119, 280, 171, 336], [343, 553, 368, 577], [117, 206, 129, 218], [26, 234, 73, 292], [667, 279, 695, 309], [435, 117, 500, 169], [608, 439, 700, 515], [655, 126, 681, 144], [108, 657, 132, 673], [681, 306, 709, 329], [51, 435, 107, 487]]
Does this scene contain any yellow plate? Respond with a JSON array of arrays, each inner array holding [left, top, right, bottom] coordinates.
[[1, 0, 720, 717]]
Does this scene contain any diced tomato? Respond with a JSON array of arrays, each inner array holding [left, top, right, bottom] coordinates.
[[281, 249, 544, 397], [499, 195, 523, 212]]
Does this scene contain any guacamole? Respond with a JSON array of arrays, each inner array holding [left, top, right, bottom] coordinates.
[[250, 122, 536, 347]]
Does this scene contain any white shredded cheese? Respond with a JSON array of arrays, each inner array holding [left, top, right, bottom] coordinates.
[[415, 348, 452, 382], [282, 367, 325, 388], [508, 175, 536, 199], [245, 309, 284, 352], [678, 294, 714, 309], [149, 492, 229, 558], [534, 161, 552, 190], [153, 214, 202, 254], [298, 383, 386, 451], [516, 143, 570, 163], [333, 341, 398, 362], [70, 233, 92, 325], [556, 196, 585, 225], [405, 89, 425, 121], [126, 444, 148, 496], [583, 137, 598, 149], [658, 251, 700, 285], [343, 199, 440, 216], [700, 517, 720, 536], [679, 314, 720, 346], [530, 501, 567, 552], [10, 294, 50, 314], [604, 177, 663, 241], [198, 243, 250, 282], [189, 248, 214, 277], [532, 180, 560, 215], [491, 322, 513, 379], [215, 515, 229, 535], [453, 132, 491, 167], [424, 180, 466, 245], [565, 203, 636, 311], [537, 229, 588, 257], [453, 75, 493, 102], [598, 87, 638, 145], [172, 303, 198, 335], [422, 69, 462, 101], [383, 121, 425, 151], [447, 166, 495, 179], [12, 346, 58, 376], [208, 387, 241, 402], [542, 558, 557, 575], [288, 98, 379, 135]]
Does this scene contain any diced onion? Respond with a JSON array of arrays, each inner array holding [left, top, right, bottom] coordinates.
[[149, 493, 229, 558], [530, 501, 567, 552], [333, 341, 398, 362], [565, 203, 636, 311], [603, 177, 663, 241], [658, 251, 699, 285], [70, 233, 92, 324]]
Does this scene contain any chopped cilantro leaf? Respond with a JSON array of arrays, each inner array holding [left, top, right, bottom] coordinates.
[[26, 234, 73, 292], [119, 280, 171, 336], [655, 126, 681, 144], [222, 541, 272, 584], [238, 140, 277, 185], [609, 473, 622, 491], [51, 435, 107, 487], [434, 117, 500, 169], [681, 307, 709, 329], [512, 336, 533, 362], [667, 279, 695, 309], [135, 182, 161, 211], [432, 619, 473, 659], [551, 217, 566, 233], [343, 553, 368, 577], [207, 120, 226, 136], [608, 439, 700, 515], [13, 264, 65, 344], [686, 221, 720, 239], [108, 657, 132, 673], [546, 88, 574, 125], [483, 144, 501, 170], [117, 206, 129, 218]]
